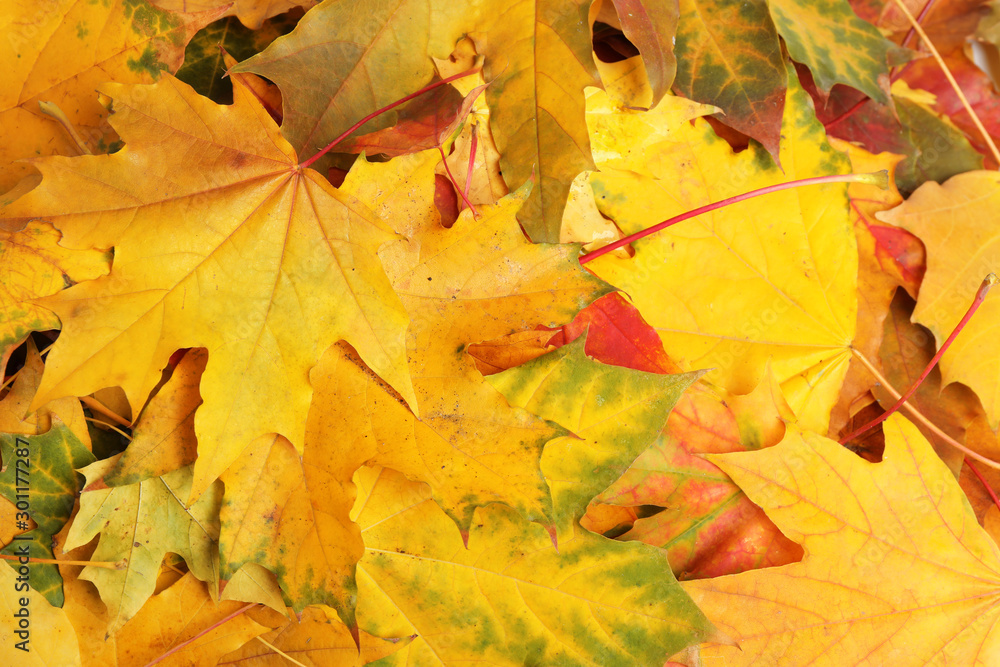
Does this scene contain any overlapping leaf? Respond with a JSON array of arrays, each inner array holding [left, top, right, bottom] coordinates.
[[672, 0, 786, 160], [587, 67, 857, 432], [0, 424, 94, 605], [0, 0, 224, 195], [64, 460, 222, 632], [488, 335, 700, 536], [878, 170, 1000, 428], [232, 0, 473, 169], [353, 465, 716, 666], [0, 222, 109, 369], [0, 73, 415, 501], [337, 153, 610, 530], [684, 415, 1000, 665], [768, 0, 907, 103]]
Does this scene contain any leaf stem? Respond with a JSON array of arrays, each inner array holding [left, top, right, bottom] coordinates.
[[849, 349, 1000, 470], [579, 171, 888, 265], [0, 553, 125, 569], [299, 67, 480, 170], [842, 274, 999, 446], [255, 635, 308, 666], [80, 395, 132, 427], [465, 123, 478, 202], [144, 602, 257, 666], [890, 0, 1000, 165], [965, 457, 1000, 514]]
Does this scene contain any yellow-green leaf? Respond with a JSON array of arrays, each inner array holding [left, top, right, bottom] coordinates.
[[353, 466, 716, 666], [64, 460, 222, 632]]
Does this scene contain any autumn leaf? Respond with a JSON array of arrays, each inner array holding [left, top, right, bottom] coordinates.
[[218, 605, 411, 666], [104, 347, 206, 487], [672, 0, 786, 161], [64, 460, 222, 632], [878, 171, 1000, 427], [0, 222, 109, 370], [0, 72, 416, 502], [768, 0, 907, 104], [608, 0, 679, 107], [353, 465, 717, 666], [488, 335, 701, 536], [683, 414, 1000, 665], [152, 0, 316, 30], [0, 562, 79, 663], [219, 431, 363, 626], [112, 573, 269, 666], [0, 0, 225, 195], [231, 0, 473, 167], [593, 374, 803, 580], [587, 66, 857, 432], [0, 423, 94, 605]]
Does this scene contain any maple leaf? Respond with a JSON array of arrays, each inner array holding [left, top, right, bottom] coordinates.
[[219, 431, 363, 626], [672, 0, 786, 161], [586, 67, 857, 432], [0, 424, 95, 606], [606, 0, 679, 106], [353, 465, 717, 666], [768, 0, 908, 105], [64, 460, 222, 632], [103, 348, 205, 487], [152, 0, 316, 30], [683, 414, 1000, 665], [488, 335, 701, 536], [0, 562, 79, 662], [878, 171, 1000, 427], [0, 0, 225, 194], [0, 72, 416, 501], [230, 0, 472, 167]]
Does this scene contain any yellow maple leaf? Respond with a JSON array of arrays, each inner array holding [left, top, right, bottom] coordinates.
[[0, 72, 416, 501], [585, 66, 857, 432], [683, 414, 1000, 665]]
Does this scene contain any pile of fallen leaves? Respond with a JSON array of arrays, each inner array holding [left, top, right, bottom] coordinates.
[[3, 0, 1000, 664]]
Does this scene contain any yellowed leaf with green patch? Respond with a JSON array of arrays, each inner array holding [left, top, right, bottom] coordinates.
[[0, 561, 79, 664], [219, 430, 363, 626], [0, 73, 415, 503], [488, 335, 702, 537], [683, 414, 1000, 665], [114, 572, 269, 666], [877, 171, 1000, 429], [469, 0, 599, 241], [105, 348, 206, 487], [0, 0, 225, 196], [0, 221, 109, 369], [587, 66, 856, 432], [0, 423, 95, 606], [64, 459, 222, 632], [336, 161, 611, 531], [352, 466, 716, 666]]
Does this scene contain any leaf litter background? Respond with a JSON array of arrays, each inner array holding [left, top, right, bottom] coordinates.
[[3, 0, 1000, 664]]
